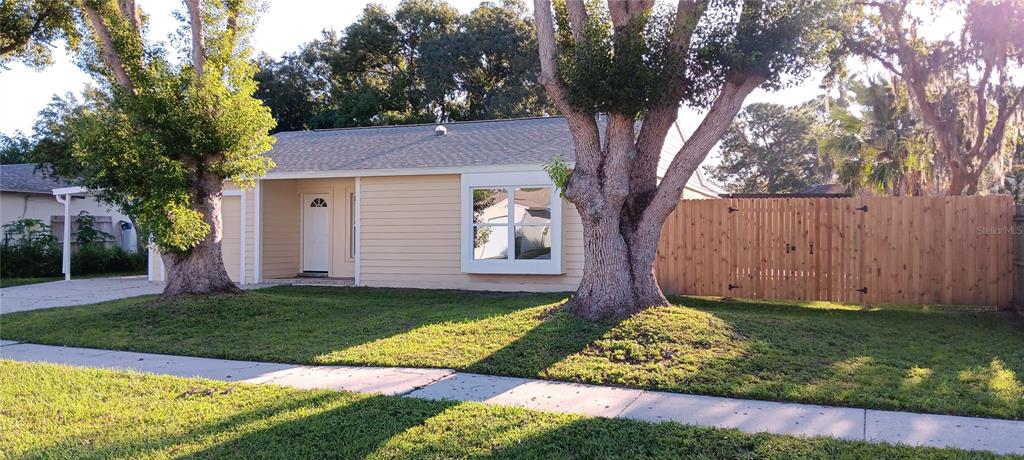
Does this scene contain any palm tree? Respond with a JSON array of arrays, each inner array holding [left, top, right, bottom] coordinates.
[[818, 77, 931, 196]]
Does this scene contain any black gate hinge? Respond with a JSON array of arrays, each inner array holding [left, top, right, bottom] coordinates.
[[855, 205, 868, 212], [728, 283, 740, 290], [855, 287, 868, 294], [728, 206, 740, 213]]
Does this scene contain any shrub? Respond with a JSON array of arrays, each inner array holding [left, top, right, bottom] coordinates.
[[1, 219, 61, 278], [71, 244, 145, 275], [1, 215, 145, 279]]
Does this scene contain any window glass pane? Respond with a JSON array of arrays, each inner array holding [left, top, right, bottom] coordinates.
[[473, 188, 508, 224], [514, 187, 551, 225], [515, 225, 551, 259], [474, 225, 508, 260]]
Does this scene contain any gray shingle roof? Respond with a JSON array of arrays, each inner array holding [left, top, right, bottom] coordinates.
[[268, 116, 577, 173], [0, 164, 74, 194]]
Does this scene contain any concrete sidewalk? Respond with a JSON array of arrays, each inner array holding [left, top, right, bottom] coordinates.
[[1, 341, 1021, 455]]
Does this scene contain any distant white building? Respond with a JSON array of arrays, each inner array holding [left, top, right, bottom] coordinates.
[[0, 163, 136, 251]]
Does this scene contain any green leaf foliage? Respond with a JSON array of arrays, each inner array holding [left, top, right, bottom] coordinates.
[[0, 0, 80, 69], [705, 102, 824, 193], [552, 0, 847, 115], [33, 0, 275, 255], [255, 0, 551, 130]]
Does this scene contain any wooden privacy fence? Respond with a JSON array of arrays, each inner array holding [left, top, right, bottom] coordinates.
[[655, 195, 1015, 307]]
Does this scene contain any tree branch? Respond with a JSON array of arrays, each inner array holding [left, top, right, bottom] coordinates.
[[184, 0, 205, 77], [607, 0, 653, 29], [565, 0, 588, 44], [967, 58, 994, 161], [119, 0, 140, 34], [82, 4, 133, 90], [533, 0, 574, 117], [533, 0, 601, 192], [640, 75, 764, 231], [629, 1, 708, 222]]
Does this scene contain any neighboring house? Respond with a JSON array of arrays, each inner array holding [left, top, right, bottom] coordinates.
[[0, 163, 136, 251], [148, 116, 724, 292]]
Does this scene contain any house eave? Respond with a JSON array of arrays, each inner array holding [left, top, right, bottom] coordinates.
[[262, 162, 575, 180]]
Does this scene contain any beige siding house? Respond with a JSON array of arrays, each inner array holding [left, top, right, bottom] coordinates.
[[149, 116, 721, 292]]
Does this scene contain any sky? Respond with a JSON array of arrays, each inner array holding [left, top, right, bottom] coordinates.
[[0, 0, 969, 142]]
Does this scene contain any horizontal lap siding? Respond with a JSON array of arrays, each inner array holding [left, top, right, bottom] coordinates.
[[221, 195, 242, 282], [359, 174, 583, 292], [261, 179, 300, 279]]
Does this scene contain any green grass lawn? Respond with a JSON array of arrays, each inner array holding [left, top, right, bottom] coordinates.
[[2, 286, 1022, 420], [1, 360, 1010, 459]]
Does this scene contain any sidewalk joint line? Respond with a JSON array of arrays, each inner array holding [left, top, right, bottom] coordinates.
[[397, 370, 457, 396], [613, 390, 646, 419]]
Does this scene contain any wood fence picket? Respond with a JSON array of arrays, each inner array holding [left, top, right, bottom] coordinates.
[[655, 195, 1015, 307]]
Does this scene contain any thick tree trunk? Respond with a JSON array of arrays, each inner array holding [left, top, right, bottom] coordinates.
[[946, 162, 982, 196], [566, 207, 669, 321], [161, 171, 241, 298]]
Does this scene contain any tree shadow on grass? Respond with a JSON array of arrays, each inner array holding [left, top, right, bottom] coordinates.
[[461, 305, 613, 378], [183, 395, 455, 459], [20, 389, 455, 459]]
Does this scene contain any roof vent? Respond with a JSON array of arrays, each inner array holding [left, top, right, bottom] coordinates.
[[435, 125, 447, 136]]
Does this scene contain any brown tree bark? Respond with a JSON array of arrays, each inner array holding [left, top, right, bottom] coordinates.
[[534, 0, 761, 320], [161, 170, 241, 298]]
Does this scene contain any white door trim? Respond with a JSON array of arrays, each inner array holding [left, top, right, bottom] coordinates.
[[354, 177, 361, 286]]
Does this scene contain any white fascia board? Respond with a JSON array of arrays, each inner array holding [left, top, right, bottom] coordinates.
[[52, 186, 89, 195], [262, 162, 574, 180]]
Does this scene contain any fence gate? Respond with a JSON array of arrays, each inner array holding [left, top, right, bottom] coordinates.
[[656, 195, 1014, 307]]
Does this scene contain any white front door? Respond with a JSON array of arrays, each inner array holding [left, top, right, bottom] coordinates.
[[302, 193, 330, 272]]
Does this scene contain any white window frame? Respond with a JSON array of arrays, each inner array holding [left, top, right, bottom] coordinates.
[[461, 171, 563, 275]]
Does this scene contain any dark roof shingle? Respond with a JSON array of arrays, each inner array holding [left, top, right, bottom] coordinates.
[[0, 164, 74, 194], [268, 116, 577, 173]]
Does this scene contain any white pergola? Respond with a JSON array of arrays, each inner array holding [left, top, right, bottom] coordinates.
[[51, 186, 90, 281]]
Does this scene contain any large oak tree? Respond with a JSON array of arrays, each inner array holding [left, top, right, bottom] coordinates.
[[533, 0, 844, 320], [37, 0, 275, 297], [847, 0, 1024, 195]]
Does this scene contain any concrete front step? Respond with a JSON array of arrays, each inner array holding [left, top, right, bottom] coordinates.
[[259, 277, 355, 287]]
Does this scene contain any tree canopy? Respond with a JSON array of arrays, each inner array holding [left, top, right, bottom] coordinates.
[[844, 0, 1024, 195], [706, 102, 823, 193], [0, 0, 79, 69], [818, 76, 932, 196], [0, 132, 35, 164], [254, 0, 551, 132]]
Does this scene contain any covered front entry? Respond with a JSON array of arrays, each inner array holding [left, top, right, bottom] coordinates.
[[301, 193, 330, 272], [258, 178, 356, 280]]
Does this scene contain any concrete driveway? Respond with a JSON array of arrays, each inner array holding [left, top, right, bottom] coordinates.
[[0, 276, 164, 314]]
